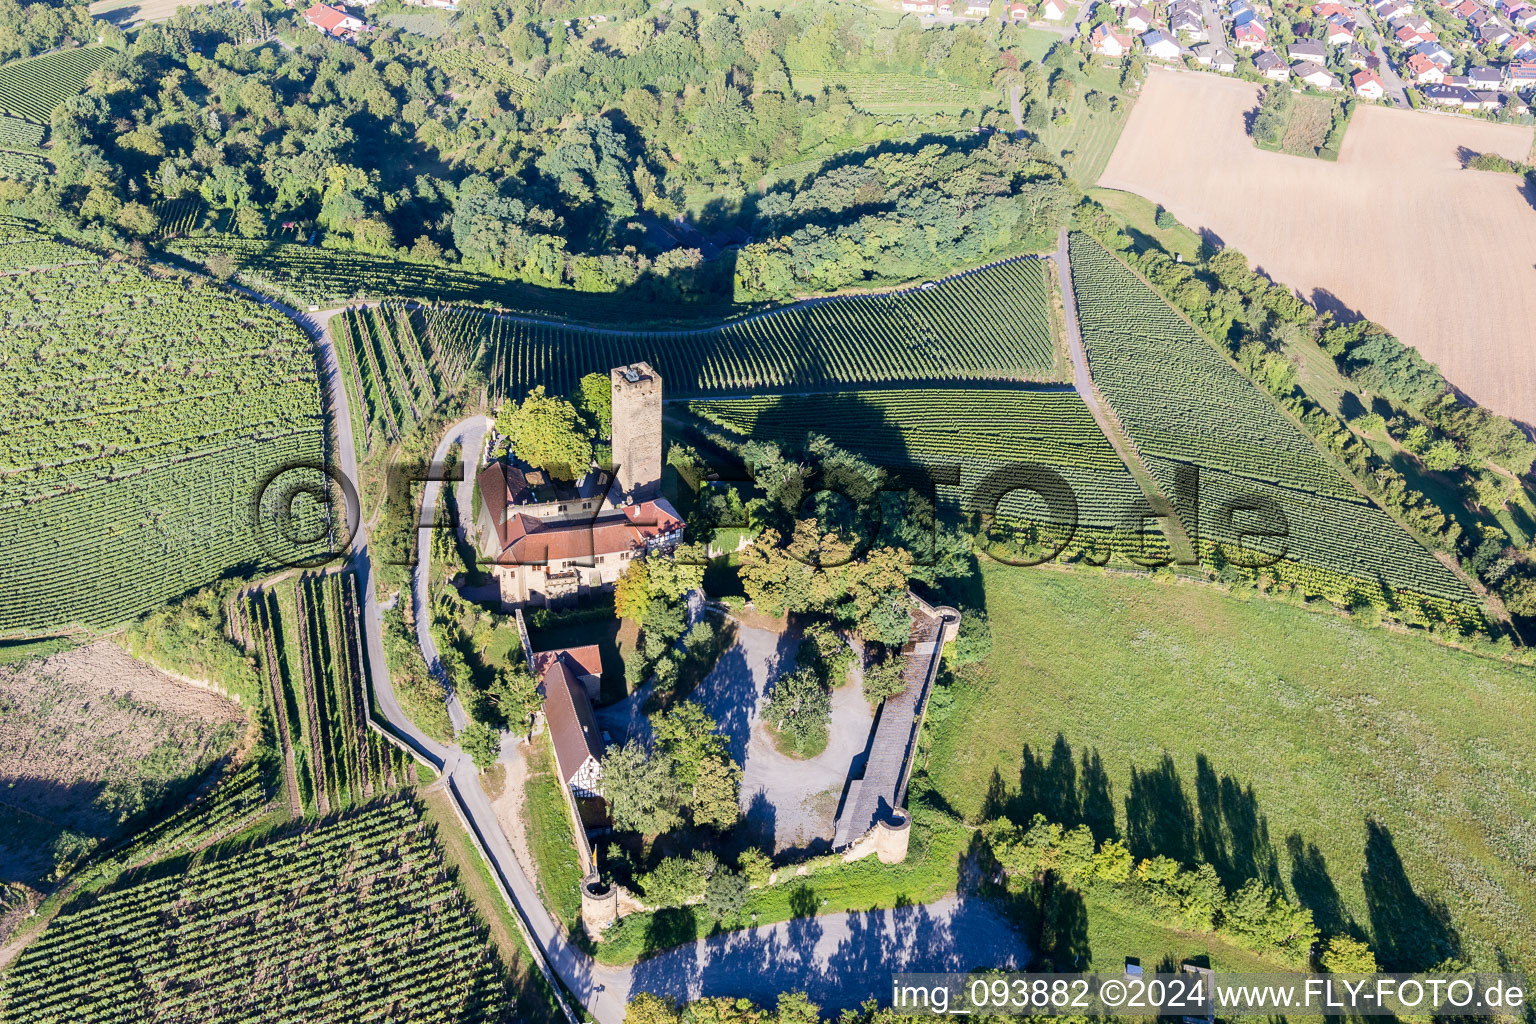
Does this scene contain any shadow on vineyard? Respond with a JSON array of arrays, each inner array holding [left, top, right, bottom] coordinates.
[[172, 237, 753, 327]]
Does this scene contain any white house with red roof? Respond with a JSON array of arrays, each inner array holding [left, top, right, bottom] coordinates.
[[532, 646, 604, 701], [1406, 51, 1446, 80], [541, 657, 605, 797], [1234, 19, 1269, 48], [1353, 68, 1386, 97], [1090, 21, 1136, 54], [1041, 0, 1070, 18], [303, 3, 365, 38]]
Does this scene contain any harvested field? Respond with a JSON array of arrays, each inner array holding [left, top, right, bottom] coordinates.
[[0, 642, 241, 885], [1099, 68, 1536, 430]]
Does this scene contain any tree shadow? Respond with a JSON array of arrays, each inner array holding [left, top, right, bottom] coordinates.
[[1361, 820, 1461, 971], [1125, 752, 1197, 864], [980, 733, 1117, 843], [1287, 832, 1353, 938], [1194, 753, 1280, 891], [1310, 287, 1366, 324]]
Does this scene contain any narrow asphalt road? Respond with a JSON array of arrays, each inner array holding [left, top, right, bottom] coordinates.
[[1199, 0, 1226, 52], [254, 286, 1031, 1023], [413, 414, 493, 734], [1051, 230, 1196, 563], [1348, 1, 1410, 107]]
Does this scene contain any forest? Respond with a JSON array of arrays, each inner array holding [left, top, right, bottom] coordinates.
[[6, 0, 1086, 302]]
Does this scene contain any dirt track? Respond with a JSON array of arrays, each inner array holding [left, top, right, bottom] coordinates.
[[1099, 69, 1536, 429]]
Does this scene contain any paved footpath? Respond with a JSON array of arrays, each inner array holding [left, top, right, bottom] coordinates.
[[278, 291, 1029, 1024]]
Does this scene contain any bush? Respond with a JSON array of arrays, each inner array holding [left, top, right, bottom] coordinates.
[[638, 851, 716, 908], [1154, 207, 1177, 229], [703, 867, 749, 922], [861, 656, 907, 706], [738, 848, 773, 888], [951, 610, 992, 665]]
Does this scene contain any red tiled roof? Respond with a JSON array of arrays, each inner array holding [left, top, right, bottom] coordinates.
[[492, 499, 682, 565], [304, 3, 353, 32], [477, 462, 529, 520], [532, 645, 604, 681], [542, 659, 604, 787]]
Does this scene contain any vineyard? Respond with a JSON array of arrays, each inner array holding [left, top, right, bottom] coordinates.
[[1070, 233, 1359, 500], [153, 198, 204, 238], [0, 46, 110, 124], [64, 762, 276, 895], [334, 302, 479, 451], [0, 255, 331, 633], [0, 797, 519, 1024], [0, 113, 44, 149], [0, 218, 92, 271], [232, 572, 410, 817], [1155, 457, 1475, 612], [0, 150, 44, 180], [481, 257, 1062, 402], [689, 387, 1148, 540], [1068, 233, 1473, 609]]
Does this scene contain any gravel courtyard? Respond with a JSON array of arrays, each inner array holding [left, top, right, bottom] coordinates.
[[595, 620, 873, 853]]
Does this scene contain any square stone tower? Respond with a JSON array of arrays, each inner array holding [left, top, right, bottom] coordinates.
[[609, 362, 661, 502]]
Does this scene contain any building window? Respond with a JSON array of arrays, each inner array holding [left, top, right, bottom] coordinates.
[[558, 504, 567, 512]]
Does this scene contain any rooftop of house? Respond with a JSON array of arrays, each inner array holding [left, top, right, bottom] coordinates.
[[484, 497, 683, 565], [532, 645, 604, 682], [303, 3, 356, 31], [542, 659, 605, 787]]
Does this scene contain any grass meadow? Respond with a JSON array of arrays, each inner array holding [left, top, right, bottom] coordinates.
[[925, 562, 1536, 973]]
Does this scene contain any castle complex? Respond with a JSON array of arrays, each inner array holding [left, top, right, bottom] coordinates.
[[474, 362, 682, 609]]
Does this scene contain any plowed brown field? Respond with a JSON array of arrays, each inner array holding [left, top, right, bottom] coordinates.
[[1100, 68, 1536, 429]]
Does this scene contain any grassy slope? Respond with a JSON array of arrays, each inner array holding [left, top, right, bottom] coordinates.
[[525, 737, 586, 931], [1085, 188, 1203, 262], [926, 561, 1536, 972]]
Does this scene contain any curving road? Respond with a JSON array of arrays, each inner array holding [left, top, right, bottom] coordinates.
[[413, 414, 493, 734], [278, 293, 1030, 1023]]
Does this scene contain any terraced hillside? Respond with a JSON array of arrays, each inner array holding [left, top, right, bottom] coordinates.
[[1, 798, 520, 1024], [690, 388, 1149, 546], [0, 46, 110, 123], [483, 258, 1062, 401], [333, 301, 479, 453], [0, 231, 331, 634], [233, 573, 409, 817], [1068, 232, 1473, 617]]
